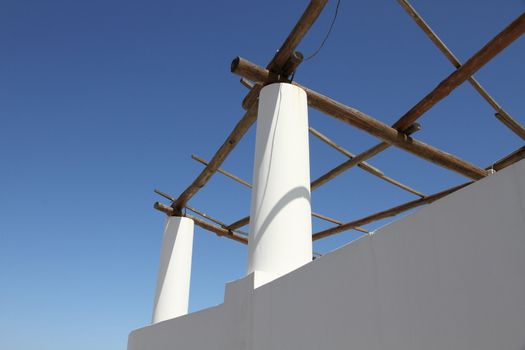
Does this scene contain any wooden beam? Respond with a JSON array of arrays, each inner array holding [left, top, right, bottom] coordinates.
[[242, 84, 263, 111], [169, 1, 328, 214], [240, 78, 254, 89], [281, 51, 304, 78], [397, 0, 525, 140], [311, 212, 369, 234], [489, 146, 525, 171], [241, 51, 303, 111], [246, 65, 422, 192], [266, 0, 328, 73], [309, 127, 425, 197], [191, 154, 252, 188], [227, 216, 250, 231], [190, 155, 369, 233], [154, 202, 248, 244], [393, 11, 525, 131], [312, 181, 473, 241], [311, 124, 421, 190], [171, 104, 258, 214], [154, 189, 248, 235], [231, 57, 488, 180], [312, 146, 525, 241]]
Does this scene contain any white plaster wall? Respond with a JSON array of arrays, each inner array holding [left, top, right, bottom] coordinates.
[[128, 159, 525, 350]]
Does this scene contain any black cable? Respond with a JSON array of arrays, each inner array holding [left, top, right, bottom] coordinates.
[[304, 0, 342, 61]]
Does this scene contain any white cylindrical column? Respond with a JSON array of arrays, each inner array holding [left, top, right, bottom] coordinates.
[[151, 216, 194, 323], [247, 82, 312, 288]]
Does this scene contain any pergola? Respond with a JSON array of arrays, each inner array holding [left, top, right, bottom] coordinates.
[[153, 0, 525, 247]]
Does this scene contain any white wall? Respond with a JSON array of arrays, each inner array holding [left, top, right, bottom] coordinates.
[[128, 159, 525, 350]]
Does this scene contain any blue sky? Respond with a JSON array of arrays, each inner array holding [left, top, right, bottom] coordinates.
[[1, 0, 523, 349]]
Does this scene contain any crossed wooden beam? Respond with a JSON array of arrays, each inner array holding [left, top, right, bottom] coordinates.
[[154, 0, 525, 247]]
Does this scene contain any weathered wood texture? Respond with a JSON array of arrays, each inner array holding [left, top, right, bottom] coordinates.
[[309, 127, 425, 197], [266, 0, 328, 73], [227, 216, 250, 231], [312, 145, 525, 240], [191, 154, 252, 188], [191, 154, 369, 233], [169, 0, 328, 214], [312, 182, 473, 241], [155, 189, 248, 235], [171, 104, 258, 214], [154, 202, 248, 244], [397, 0, 525, 140], [311, 124, 420, 190], [231, 57, 488, 180], [393, 11, 525, 131], [489, 146, 525, 171]]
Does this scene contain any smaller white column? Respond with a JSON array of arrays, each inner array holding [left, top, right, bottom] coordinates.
[[151, 216, 194, 324]]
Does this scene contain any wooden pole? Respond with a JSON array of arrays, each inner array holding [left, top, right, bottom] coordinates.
[[170, 104, 258, 214], [154, 189, 248, 235], [311, 124, 420, 190], [231, 57, 488, 180], [266, 0, 328, 74], [154, 202, 248, 244], [240, 79, 425, 194], [239, 76, 425, 192], [191, 155, 252, 188], [392, 11, 525, 131], [312, 145, 525, 241], [489, 146, 525, 171], [227, 216, 250, 231], [309, 127, 425, 197], [397, 0, 525, 140], [312, 182, 473, 241], [169, 0, 329, 214], [190, 154, 369, 233]]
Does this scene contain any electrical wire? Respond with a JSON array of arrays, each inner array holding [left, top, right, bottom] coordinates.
[[304, 0, 342, 61]]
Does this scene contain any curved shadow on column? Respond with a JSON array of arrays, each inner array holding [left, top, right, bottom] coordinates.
[[250, 185, 311, 249]]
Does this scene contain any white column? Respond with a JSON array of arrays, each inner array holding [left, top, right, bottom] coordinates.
[[247, 82, 312, 288], [151, 216, 194, 323]]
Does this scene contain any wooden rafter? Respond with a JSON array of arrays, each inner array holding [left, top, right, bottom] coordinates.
[[169, 0, 329, 214], [231, 57, 488, 180], [191, 154, 369, 234], [489, 146, 525, 172], [238, 80, 425, 197], [309, 127, 425, 197], [312, 182, 472, 240], [154, 189, 248, 236], [397, 0, 525, 140], [154, 202, 249, 244], [392, 11, 525, 131], [312, 145, 525, 240]]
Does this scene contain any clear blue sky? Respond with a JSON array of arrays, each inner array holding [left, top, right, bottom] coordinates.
[[1, 0, 523, 349]]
